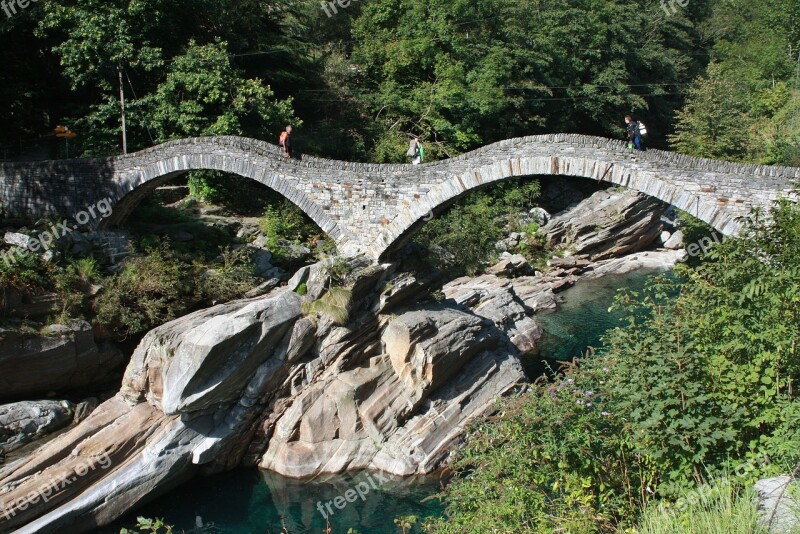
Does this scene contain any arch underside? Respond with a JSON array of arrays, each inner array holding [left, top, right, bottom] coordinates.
[[375, 156, 753, 260], [98, 155, 351, 251]]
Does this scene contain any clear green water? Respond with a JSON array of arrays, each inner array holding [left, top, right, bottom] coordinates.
[[111, 269, 667, 533], [534, 270, 666, 361], [111, 470, 443, 533]]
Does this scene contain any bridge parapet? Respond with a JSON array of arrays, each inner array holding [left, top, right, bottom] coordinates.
[[0, 135, 796, 259]]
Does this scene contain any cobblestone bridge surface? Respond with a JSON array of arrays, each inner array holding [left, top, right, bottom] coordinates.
[[1, 134, 797, 259]]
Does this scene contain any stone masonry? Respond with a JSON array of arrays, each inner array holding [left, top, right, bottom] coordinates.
[[0, 134, 797, 259]]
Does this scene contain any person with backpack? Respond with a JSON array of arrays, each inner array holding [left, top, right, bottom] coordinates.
[[279, 125, 293, 158], [624, 115, 647, 151], [406, 136, 423, 165]]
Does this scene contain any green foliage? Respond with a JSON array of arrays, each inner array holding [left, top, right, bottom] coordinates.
[[143, 40, 297, 142], [120, 516, 173, 534], [416, 178, 542, 276], [395, 515, 419, 533], [198, 247, 257, 305], [635, 483, 768, 534], [428, 199, 800, 532], [670, 64, 752, 161], [670, 0, 800, 165], [94, 243, 195, 339], [259, 200, 322, 265], [295, 283, 308, 296], [0, 251, 55, 292], [351, 0, 710, 158]]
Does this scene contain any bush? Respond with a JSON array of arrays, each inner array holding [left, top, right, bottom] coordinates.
[[198, 246, 257, 304], [94, 244, 196, 339], [427, 199, 800, 532], [415, 178, 543, 276]]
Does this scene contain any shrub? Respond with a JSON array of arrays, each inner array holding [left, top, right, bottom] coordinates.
[[94, 245, 196, 339], [427, 199, 800, 532], [198, 246, 257, 304], [415, 177, 543, 277]]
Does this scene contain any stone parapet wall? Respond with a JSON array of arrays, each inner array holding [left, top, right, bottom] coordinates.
[[1, 135, 797, 259]]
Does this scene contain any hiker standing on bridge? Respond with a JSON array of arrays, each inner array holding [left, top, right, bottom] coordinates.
[[407, 136, 423, 165], [279, 125, 293, 158], [624, 115, 647, 151]]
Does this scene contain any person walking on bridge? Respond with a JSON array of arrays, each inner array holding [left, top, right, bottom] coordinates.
[[625, 115, 646, 151], [407, 136, 423, 165], [279, 125, 293, 158]]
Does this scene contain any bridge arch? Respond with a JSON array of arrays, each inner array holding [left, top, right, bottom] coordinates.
[[0, 134, 796, 260], [374, 153, 734, 259], [91, 138, 363, 254]]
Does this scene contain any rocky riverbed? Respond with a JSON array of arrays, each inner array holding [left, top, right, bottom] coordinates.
[[0, 186, 687, 532]]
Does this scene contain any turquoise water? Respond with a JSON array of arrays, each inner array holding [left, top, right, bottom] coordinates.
[[111, 470, 444, 533], [534, 270, 667, 361], [111, 269, 667, 533]]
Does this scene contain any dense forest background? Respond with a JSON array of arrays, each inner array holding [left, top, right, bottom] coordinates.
[[0, 0, 798, 165]]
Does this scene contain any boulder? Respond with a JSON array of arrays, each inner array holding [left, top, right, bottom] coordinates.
[[543, 188, 667, 260], [0, 400, 74, 455], [0, 321, 124, 401], [664, 230, 684, 250], [530, 207, 551, 226], [486, 254, 534, 277], [3, 232, 35, 250], [122, 290, 302, 415]]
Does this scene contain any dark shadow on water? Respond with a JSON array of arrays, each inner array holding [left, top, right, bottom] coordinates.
[[108, 468, 445, 534]]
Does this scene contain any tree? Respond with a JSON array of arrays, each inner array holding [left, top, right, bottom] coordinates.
[[669, 63, 752, 161]]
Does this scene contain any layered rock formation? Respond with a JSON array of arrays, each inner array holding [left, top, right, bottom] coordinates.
[[0, 321, 124, 402], [544, 188, 667, 260], [0, 259, 529, 532]]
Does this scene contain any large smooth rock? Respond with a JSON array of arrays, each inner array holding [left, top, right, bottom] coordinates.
[[756, 476, 800, 533], [0, 321, 124, 401], [122, 290, 302, 415], [259, 304, 526, 477], [543, 188, 667, 260], [383, 307, 498, 392]]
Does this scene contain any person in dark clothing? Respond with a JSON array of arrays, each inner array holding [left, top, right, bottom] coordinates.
[[625, 115, 642, 151]]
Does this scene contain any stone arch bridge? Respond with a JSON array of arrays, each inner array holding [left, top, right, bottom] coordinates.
[[0, 134, 797, 259]]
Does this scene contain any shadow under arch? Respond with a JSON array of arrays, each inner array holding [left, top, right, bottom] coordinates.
[[96, 157, 342, 248]]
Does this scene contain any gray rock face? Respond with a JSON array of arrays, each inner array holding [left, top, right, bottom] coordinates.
[[443, 274, 543, 355], [122, 290, 302, 415], [260, 307, 525, 477], [0, 401, 74, 455], [543, 188, 667, 260], [0, 321, 124, 401], [756, 476, 800, 533], [486, 254, 534, 277]]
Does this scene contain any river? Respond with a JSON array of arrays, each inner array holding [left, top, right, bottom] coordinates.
[[110, 268, 666, 533]]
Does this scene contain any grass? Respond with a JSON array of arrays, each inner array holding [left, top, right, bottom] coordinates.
[[634, 482, 769, 534], [301, 287, 352, 325]]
